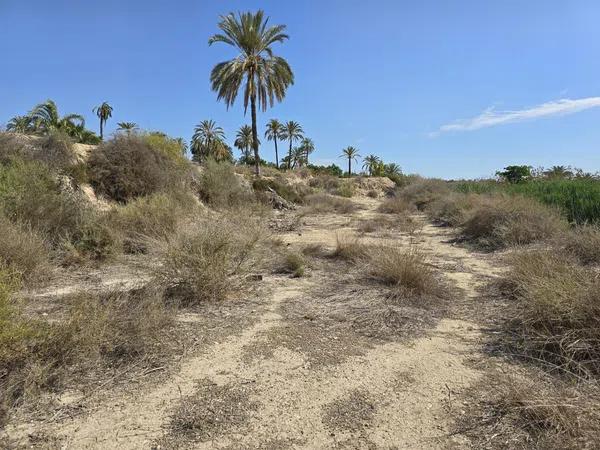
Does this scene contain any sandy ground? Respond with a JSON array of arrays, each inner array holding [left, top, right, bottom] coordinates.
[[3, 197, 505, 449]]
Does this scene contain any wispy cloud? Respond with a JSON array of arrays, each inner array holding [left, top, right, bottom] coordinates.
[[431, 97, 600, 136]]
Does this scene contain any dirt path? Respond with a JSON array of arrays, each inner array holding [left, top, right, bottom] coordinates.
[[5, 198, 503, 449]]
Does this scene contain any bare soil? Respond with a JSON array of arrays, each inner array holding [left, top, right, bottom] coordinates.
[[2, 197, 508, 449]]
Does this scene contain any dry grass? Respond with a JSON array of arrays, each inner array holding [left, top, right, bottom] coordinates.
[[426, 192, 482, 227], [355, 215, 420, 235], [397, 179, 450, 210], [367, 246, 443, 296], [198, 159, 254, 209], [154, 216, 264, 305], [499, 249, 600, 377], [303, 193, 359, 214], [301, 243, 326, 257], [377, 197, 415, 214], [458, 373, 600, 449], [0, 287, 172, 426], [331, 234, 369, 261], [0, 216, 51, 283], [560, 224, 600, 265], [461, 194, 568, 250], [278, 252, 306, 277]]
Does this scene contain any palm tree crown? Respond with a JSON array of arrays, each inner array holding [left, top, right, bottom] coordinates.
[[93, 101, 113, 140], [117, 122, 139, 134], [362, 154, 382, 176], [280, 121, 303, 169], [6, 116, 33, 134], [208, 10, 294, 176], [191, 119, 226, 162], [299, 138, 315, 166], [235, 125, 260, 163], [340, 146, 360, 176], [264, 118, 283, 169]]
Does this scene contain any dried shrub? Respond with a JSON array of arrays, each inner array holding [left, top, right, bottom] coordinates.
[[426, 192, 482, 227], [331, 235, 369, 261], [275, 251, 305, 277], [253, 177, 311, 204], [155, 217, 264, 304], [398, 179, 450, 210], [500, 249, 600, 376], [303, 194, 359, 214], [308, 175, 341, 191], [333, 181, 355, 198], [197, 159, 253, 209], [462, 195, 568, 250], [88, 135, 185, 203], [560, 224, 600, 265], [377, 197, 415, 214]]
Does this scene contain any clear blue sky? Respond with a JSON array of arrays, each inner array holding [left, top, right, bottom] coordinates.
[[1, 0, 599, 178]]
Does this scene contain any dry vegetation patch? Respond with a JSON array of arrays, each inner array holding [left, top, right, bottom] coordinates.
[[303, 193, 359, 215], [322, 389, 376, 432], [377, 197, 415, 214], [560, 224, 600, 265]]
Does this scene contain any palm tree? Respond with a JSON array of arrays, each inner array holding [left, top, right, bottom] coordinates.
[[208, 10, 294, 176], [280, 121, 303, 169], [265, 118, 283, 169], [291, 147, 307, 169], [235, 125, 258, 163], [6, 115, 33, 133], [29, 99, 85, 135], [299, 138, 315, 165], [93, 102, 113, 140], [544, 165, 573, 179], [384, 163, 402, 177], [340, 146, 360, 176], [362, 154, 381, 176], [117, 122, 138, 134], [191, 119, 226, 162]]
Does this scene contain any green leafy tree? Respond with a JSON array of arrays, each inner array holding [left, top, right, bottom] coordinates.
[[496, 165, 532, 184], [93, 102, 113, 140], [280, 121, 303, 169], [264, 118, 283, 169], [362, 154, 381, 176], [117, 122, 139, 134], [209, 10, 294, 176], [191, 119, 226, 162], [340, 146, 360, 176]]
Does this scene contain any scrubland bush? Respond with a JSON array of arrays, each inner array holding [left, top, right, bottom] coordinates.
[[308, 175, 341, 191], [275, 251, 305, 277], [398, 179, 450, 210], [332, 235, 369, 261], [368, 247, 442, 296], [366, 189, 378, 198], [155, 217, 264, 304], [426, 192, 482, 227], [303, 193, 359, 214], [143, 133, 186, 162], [377, 197, 415, 214], [461, 195, 567, 250], [500, 250, 600, 376], [0, 216, 50, 282], [88, 135, 185, 203], [253, 177, 311, 204], [560, 224, 600, 265], [333, 181, 355, 198], [0, 287, 171, 425], [198, 159, 253, 209]]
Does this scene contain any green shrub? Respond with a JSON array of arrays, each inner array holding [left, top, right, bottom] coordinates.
[[198, 159, 252, 209], [88, 135, 185, 203], [143, 132, 186, 162]]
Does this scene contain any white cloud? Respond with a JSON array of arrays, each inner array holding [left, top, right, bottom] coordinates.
[[431, 97, 600, 136]]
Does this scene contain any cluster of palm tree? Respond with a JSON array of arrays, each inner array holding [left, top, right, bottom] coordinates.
[[339, 148, 401, 177], [6, 100, 100, 144], [190, 120, 232, 162], [265, 119, 314, 169]]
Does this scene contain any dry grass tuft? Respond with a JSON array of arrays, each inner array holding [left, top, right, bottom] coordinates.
[[397, 179, 450, 210], [331, 234, 369, 261], [426, 192, 482, 227], [303, 193, 359, 214], [301, 243, 326, 257], [154, 217, 264, 304], [367, 247, 443, 296], [499, 249, 600, 377], [377, 197, 415, 214], [560, 224, 600, 265], [462, 194, 567, 250], [275, 251, 306, 277]]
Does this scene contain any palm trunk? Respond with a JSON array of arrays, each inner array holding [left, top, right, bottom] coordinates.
[[348, 158, 351, 176], [250, 94, 260, 176], [100, 119, 104, 140], [274, 137, 279, 169], [288, 140, 292, 170]]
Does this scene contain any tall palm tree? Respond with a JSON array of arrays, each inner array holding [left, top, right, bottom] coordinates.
[[191, 119, 226, 162], [264, 118, 283, 169], [93, 102, 113, 140], [362, 154, 381, 176], [29, 99, 85, 135], [299, 138, 315, 165], [280, 121, 303, 169], [235, 125, 257, 163], [117, 122, 138, 134], [384, 163, 402, 177], [291, 147, 307, 169], [340, 146, 360, 176], [6, 115, 33, 133], [208, 10, 294, 176]]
